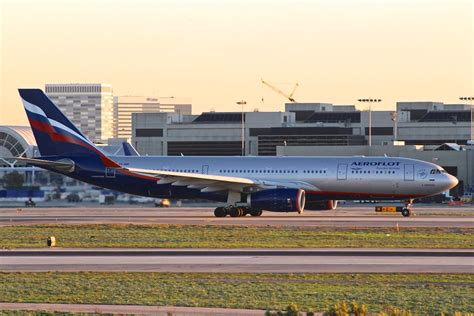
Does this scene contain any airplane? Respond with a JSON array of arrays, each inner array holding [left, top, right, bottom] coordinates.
[[13, 88, 459, 217]]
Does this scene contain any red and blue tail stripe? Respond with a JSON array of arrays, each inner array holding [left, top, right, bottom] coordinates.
[[19, 89, 120, 168]]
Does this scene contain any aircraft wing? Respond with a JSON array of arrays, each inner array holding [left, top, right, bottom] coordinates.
[[126, 167, 318, 193]]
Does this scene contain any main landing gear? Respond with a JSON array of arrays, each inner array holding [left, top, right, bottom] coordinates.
[[401, 199, 414, 217], [214, 206, 263, 217]]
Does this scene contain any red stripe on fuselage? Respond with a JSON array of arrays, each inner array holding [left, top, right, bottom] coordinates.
[[118, 169, 160, 181], [100, 156, 122, 168], [306, 190, 424, 199]]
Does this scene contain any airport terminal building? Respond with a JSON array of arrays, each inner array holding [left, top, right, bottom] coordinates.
[[132, 101, 473, 193], [1, 99, 472, 194], [133, 101, 471, 156]]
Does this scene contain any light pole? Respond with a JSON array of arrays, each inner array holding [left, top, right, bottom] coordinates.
[[459, 96, 473, 142], [390, 111, 398, 142], [236, 100, 247, 156], [358, 98, 382, 147]]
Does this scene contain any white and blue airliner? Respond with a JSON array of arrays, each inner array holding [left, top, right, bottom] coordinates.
[[14, 89, 458, 217]]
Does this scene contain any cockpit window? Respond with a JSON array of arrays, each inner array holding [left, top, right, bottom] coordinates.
[[430, 169, 446, 174]]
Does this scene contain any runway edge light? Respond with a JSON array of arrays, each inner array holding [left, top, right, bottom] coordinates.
[[47, 236, 56, 247]]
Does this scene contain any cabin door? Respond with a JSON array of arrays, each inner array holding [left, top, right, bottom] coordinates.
[[337, 164, 348, 180], [404, 164, 415, 181]]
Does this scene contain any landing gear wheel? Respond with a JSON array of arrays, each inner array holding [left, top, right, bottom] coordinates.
[[250, 209, 263, 216], [236, 207, 245, 217], [228, 206, 240, 217], [401, 208, 411, 217], [214, 207, 227, 217]]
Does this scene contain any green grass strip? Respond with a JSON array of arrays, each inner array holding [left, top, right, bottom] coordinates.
[[0, 224, 472, 249], [0, 273, 473, 314]]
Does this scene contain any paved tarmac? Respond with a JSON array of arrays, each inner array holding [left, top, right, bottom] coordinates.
[[1, 248, 472, 273], [0, 206, 472, 227]]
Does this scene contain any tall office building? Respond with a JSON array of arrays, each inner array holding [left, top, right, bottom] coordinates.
[[114, 96, 191, 141], [45, 83, 114, 142]]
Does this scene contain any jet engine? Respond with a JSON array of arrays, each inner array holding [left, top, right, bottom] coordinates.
[[305, 200, 338, 211], [248, 188, 305, 213]]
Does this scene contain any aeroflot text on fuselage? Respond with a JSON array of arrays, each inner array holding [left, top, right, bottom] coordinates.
[[351, 161, 400, 167]]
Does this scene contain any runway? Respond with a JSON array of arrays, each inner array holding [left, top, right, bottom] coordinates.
[[0, 206, 473, 227], [1, 248, 473, 273]]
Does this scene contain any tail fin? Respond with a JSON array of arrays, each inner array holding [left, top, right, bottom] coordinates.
[[19, 89, 120, 168], [122, 142, 140, 156]]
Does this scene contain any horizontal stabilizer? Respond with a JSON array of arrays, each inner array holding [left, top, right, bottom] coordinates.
[[4, 157, 75, 173]]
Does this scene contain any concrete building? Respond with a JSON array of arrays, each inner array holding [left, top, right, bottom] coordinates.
[[45, 83, 114, 142], [286, 101, 472, 146], [114, 96, 191, 141], [132, 103, 395, 157], [286, 103, 394, 153], [396, 101, 472, 145], [132, 111, 292, 156], [131, 100, 473, 191], [133, 101, 472, 157]]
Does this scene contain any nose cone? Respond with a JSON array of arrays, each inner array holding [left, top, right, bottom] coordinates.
[[442, 174, 459, 191], [448, 174, 459, 189]]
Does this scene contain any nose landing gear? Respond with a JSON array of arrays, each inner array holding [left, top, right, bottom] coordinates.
[[213, 206, 263, 217], [401, 199, 414, 217]]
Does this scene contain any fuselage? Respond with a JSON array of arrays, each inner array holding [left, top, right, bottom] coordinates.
[[80, 155, 458, 202]]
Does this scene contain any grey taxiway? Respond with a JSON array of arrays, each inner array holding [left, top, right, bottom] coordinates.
[[0, 206, 473, 227], [1, 248, 472, 273]]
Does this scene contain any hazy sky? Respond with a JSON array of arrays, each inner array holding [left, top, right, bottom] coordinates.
[[1, 0, 472, 125]]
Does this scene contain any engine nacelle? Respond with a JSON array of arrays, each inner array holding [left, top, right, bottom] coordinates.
[[305, 200, 338, 211], [248, 188, 305, 213]]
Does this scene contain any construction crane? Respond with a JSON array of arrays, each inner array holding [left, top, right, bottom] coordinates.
[[261, 79, 299, 103]]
